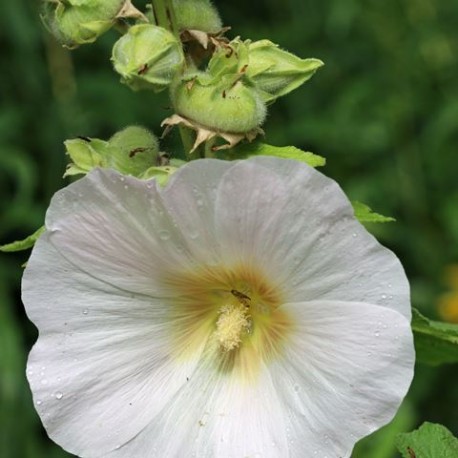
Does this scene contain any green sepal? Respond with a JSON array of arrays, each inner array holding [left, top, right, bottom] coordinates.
[[140, 166, 178, 186], [227, 142, 326, 167], [412, 308, 458, 365], [0, 226, 45, 253], [64, 138, 109, 177], [396, 422, 458, 458], [246, 40, 324, 103], [352, 201, 395, 223], [112, 24, 184, 92], [207, 39, 249, 83]]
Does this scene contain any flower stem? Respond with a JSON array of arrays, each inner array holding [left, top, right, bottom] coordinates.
[[151, 0, 195, 159], [150, 0, 179, 38]]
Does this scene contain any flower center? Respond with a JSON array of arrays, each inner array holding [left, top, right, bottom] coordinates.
[[161, 263, 293, 381], [215, 303, 252, 352]]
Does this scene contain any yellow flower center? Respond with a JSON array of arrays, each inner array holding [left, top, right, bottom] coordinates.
[[160, 262, 293, 382]]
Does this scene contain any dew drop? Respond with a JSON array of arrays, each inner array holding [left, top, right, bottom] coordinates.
[[381, 294, 387, 299], [82, 309, 89, 315], [55, 392, 63, 400], [196, 198, 204, 207], [36, 400, 42, 406], [352, 233, 357, 238], [375, 331, 380, 337], [120, 177, 125, 182], [124, 185, 128, 190], [159, 230, 170, 241]]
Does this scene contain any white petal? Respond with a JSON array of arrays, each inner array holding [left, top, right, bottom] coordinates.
[[23, 234, 202, 457], [216, 157, 411, 319], [101, 356, 289, 458], [270, 300, 414, 458], [45, 168, 197, 296], [162, 159, 230, 266], [214, 160, 290, 275]]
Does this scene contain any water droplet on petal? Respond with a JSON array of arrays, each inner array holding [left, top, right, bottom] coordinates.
[[381, 294, 387, 299], [55, 392, 63, 400], [375, 331, 380, 337], [36, 400, 42, 406], [82, 309, 88, 315], [352, 233, 357, 238], [159, 230, 170, 241]]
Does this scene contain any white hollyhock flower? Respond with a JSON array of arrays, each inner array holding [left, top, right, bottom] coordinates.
[[23, 157, 414, 458]]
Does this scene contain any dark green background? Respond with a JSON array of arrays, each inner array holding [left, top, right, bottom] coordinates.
[[1, 1, 457, 457]]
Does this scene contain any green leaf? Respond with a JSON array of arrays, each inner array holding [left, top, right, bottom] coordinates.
[[230, 142, 326, 167], [0, 226, 45, 252], [352, 201, 395, 223], [412, 308, 458, 365], [396, 422, 458, 458]]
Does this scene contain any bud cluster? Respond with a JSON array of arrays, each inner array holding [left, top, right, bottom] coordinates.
[[43, 0, 324, 165]]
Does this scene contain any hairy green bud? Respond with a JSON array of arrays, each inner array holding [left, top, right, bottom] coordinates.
[[64, 126, 160, 177], [108, 126, 160, 176], [171, 72, 266, 134], [173, 0, 222, 33], [42, 0, 127, 48], [112, 24, 184, 92], [246, 40, 324, 102]]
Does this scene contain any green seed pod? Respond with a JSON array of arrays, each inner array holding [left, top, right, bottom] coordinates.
[[112, 24, 184, 92], [171, 72, 266, 134], [108, 126, 160, 176], [246, 40, 324, 103], [173, 0, 222, 33], [42, 0, 126, 48]]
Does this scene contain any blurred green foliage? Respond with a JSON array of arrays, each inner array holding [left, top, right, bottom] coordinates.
[[0, 0, 457, 457]]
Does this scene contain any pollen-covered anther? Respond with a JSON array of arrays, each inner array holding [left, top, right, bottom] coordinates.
[[215, 304, 251, 352]]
